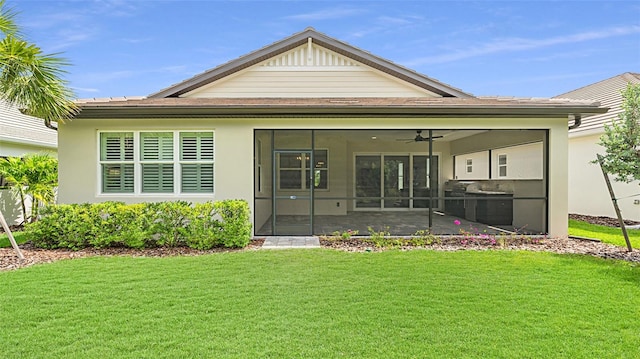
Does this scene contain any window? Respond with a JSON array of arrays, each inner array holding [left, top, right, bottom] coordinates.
[[498, 154, 507, 177], [99, 131, 214, 194], [278, 150, 328, 190], [141, 132, 174, 193], [466, 159, 473, 173], [100, 132, 134, 193], [180, 132, 214, 193]]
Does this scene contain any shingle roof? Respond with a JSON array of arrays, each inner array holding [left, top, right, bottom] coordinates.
[[554, 72, 640, 135], [0, 101, 56, 151], [74, 96, 605, 119]]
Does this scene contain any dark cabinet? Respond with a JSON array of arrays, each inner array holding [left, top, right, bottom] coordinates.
[[475, 193, 513, 225], [445, 191, 513, 225], [444, 191, 466, 218]]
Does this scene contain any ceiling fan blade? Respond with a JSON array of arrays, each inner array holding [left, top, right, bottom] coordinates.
[[395, 130, 444, 142]]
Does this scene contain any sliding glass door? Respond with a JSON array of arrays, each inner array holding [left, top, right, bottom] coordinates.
[[355, 156, 381, 208], [413, 155, 438, 208], [355, 154, 439, 210], [383, 156, 410, 208]]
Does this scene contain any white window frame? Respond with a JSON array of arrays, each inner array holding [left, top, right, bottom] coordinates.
[[498, 153, 507, 177], [96, 130, 215, 197], [276, 149, 329, 191], [99, 132, 135, 193]]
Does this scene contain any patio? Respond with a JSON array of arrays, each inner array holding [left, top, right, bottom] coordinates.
[[256, 211, 528, 236]]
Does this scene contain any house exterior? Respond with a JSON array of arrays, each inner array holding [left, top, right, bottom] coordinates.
[[556, 72, 640, 222], [59, 28, 605, 237], [0, 101, 57, 224]]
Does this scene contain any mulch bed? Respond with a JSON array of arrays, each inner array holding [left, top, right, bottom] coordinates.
[[0, 240, 265, 272], [2, 215, 639, 271]]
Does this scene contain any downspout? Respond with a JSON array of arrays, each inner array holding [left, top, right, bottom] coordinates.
[[17, 107, 58, 131], [568, 115, 581, 130], [44, 119, 58, 131]]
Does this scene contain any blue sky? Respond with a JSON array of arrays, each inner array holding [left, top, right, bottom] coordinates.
[[9, 0, 640, 99]]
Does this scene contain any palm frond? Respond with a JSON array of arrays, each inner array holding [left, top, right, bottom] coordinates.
[[0, 35, 78, 123], [0, 0, 18, 36]]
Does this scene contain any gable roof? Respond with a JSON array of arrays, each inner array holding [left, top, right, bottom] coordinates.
[[74, 28, 608, 120], [554, 72, 640, 135], [149, 27, 473, 99]]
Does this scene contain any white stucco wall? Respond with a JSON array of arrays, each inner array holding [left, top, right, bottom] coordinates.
[[492, 142, 543, 180], [568, 133, 640, 221], [454, 151, 489, 180], [58, 116, 571, 237]]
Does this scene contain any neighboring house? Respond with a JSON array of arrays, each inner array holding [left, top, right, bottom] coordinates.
[[556, 72, 640, 222], [60, 28, 605, 237], [0, 101, 57, 224]]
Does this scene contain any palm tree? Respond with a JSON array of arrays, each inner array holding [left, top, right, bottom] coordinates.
[[0, 153, 58, 224], [0, 0, 78, 258], [0, 156, 28, 222]]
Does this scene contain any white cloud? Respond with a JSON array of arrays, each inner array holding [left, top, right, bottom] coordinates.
[[405, 25, 640, 65], [71, 86, 100, 93], [283, 7, 365, 21]]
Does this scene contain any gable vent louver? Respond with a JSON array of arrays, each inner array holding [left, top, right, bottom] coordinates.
[[262, 39, 359, 68]]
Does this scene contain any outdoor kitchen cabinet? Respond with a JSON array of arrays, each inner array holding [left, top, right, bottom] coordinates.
[[444, 190, 513, 226], [473, 192, 513, 225]]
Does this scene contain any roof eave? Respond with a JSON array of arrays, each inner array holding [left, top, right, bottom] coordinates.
[[73, 104, 607, 119]]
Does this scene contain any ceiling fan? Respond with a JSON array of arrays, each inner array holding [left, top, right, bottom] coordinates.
[[396, 130, 443, 143]]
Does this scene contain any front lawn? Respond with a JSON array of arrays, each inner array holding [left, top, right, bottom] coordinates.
[[569, 219, 640, 248], [1, 250, 638, 358]]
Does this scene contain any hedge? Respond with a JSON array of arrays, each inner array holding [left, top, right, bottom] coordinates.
[[24, 200, 252, 250]]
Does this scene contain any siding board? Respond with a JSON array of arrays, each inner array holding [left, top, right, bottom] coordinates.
[[185, 69, 434, 98], [183, 43, 438, 98]]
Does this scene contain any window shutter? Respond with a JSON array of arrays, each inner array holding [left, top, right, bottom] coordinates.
[[141, 132, 173, 160], [181, 164, 214, 193], [180, 132, 214, 161], [142, 164, 174, 193], [100, 132, 134, 193], [101, 132, 133, 161], [140, 133, 174, 193], [180, 132, 214, 193], [102, 164, 134, 192]]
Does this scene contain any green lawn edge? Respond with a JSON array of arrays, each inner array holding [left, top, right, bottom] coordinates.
[[569, 219, 640, 248]]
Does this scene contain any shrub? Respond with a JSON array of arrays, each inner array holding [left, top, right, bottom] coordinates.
[[25, 200, 253, 250], [26, 203, 96, 249], [145, 201, 192, 247], [89, 202, 148, 249], [213, 200, 252, 248], [186, 201, 222, 250]]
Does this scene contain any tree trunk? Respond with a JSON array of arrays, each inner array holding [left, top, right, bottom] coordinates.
[[18, 189, 27, 225], [597, 154, 633, 252]]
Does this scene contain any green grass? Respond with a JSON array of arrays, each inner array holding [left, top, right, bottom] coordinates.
[[1, 250, 639, 358], [0, 231, 27, 248], [569, 219, 640, 248]]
